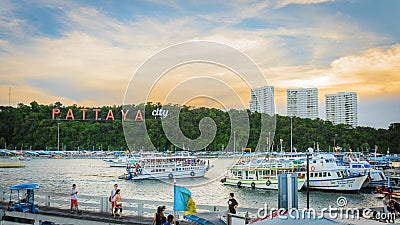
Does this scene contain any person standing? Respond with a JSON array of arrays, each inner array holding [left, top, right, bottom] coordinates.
[[228, 193, 238, 214], [152, 205, 166, 225], [70, 184, 81, 214], [113, 189, 123, 219], [109, 184, 118, 216]]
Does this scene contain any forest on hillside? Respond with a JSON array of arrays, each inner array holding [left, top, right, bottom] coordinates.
[[0, 101, 398, 153]]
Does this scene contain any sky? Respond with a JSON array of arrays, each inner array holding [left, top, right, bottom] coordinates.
[[0, 0, 399, 128]]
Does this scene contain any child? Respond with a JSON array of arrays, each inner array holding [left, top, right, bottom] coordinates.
[[163, 215, 174, 225]]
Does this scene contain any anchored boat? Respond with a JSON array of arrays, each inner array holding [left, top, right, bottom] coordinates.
[[118, 152, 209, 180], [220, 157, 305, 190]]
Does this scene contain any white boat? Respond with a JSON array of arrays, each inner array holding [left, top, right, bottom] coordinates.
[[221, 157, 306, 190], [118, 152, 209, 180], [299, 153, 368, 193], [346, 160, 387, 188]]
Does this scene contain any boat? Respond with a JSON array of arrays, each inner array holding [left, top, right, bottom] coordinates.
[[298, 153, 368, 193], [18, 156, 32, 161], [118, 152, 209, 180], [346, 160, 387, 188], [105, 153, 143, 167], [220, 157, 306, 190]]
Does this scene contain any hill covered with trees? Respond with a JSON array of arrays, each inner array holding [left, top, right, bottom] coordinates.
[[0, 101, 398, 153]]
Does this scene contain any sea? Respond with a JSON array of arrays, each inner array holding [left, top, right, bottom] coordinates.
[[0, 158, 382, 211]]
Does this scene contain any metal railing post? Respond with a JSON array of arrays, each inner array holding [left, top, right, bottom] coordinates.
[[46, 195, 51, 207], [137, 200, 144, 216]]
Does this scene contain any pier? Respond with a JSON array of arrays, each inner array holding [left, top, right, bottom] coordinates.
[[0, 187, 257, 225]]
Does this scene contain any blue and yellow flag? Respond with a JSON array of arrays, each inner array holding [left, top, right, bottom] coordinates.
[[174, 185, 192, 211], [184, 197, 197, 215]]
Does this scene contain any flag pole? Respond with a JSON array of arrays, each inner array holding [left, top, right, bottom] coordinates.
[[173, 179, 176, 225]]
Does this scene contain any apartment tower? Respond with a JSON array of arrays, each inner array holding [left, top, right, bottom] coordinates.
[[287, 88, 318, 119], [249, 86, 275, 115], [325, 92, 358, 127]]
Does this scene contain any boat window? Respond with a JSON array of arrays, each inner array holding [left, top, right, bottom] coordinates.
[[328, 172, 331, 176], [319, 172, 323, 177], [337, 172, 341, 177], [310, 173, 314, 177], [323, 172, 327, 177]]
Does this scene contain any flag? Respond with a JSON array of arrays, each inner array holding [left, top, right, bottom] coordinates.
[[174, 185, 192, 211], [184, 197, 197, 216]]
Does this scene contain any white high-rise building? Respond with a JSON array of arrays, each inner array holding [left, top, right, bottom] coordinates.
[[325, 92, 358, 127], [287, 88, 318, 119], [249, 86, 275, 115]]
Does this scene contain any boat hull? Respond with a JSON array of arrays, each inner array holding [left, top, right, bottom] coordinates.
[[307, 175, 367, 193], [119, 168, 206, 180], [222, 177, 305, 190]]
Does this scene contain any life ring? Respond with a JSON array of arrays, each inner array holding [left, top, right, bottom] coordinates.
[[168, 173, 173, 179], [251, 182, 256, 189], [237, 182, 242, 188], [310, 166, 316, 171], [266, 180, 271, 186], [190, 171, 195, 177]]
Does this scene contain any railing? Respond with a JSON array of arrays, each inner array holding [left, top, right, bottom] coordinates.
[[0, 188, 258, 218]]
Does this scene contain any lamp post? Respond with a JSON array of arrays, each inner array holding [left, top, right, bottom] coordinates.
[[333, 133, 337, 151], [57, 123, 60, 151], [233, 131, 236, 154], [290, 115, 293, 153], [306, 150, 311, 209], [268, 131, 271, 151]]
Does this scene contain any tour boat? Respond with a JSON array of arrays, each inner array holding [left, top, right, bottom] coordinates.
[[346, 160, 387, 188], [336, 152, 387, 188], [220, 157, 306, 190], [298, 153, 368, 193], [118, 152, 209, 180]]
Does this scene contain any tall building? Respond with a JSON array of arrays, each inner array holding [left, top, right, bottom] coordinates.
[[249, 86, 275, 115], [287, 88, 318, 119], [325, 92, 358, 127]]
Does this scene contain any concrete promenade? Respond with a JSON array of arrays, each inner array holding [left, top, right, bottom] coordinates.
[[0, 187, 257, 225]]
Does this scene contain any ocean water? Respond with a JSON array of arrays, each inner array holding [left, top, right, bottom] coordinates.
[[0, 158, 382, 211]]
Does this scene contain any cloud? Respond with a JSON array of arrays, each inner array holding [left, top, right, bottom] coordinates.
[[273, 0, 334, 8], [329, 44, 400, 96], [0, 0, 398, 128]]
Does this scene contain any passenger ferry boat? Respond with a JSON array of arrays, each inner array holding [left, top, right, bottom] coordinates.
[[346, 160, 387, 188], [220, 157, 306, 190], [298, 153, 368, 193], [336, 152, 387, 188], [118, 152, 209, 180], [222, 151, 368, 193]]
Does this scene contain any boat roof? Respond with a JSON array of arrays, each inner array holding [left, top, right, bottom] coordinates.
[[10, 183, 40, 190]]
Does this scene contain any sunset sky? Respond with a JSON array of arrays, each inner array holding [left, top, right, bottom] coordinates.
[[0, 0, 399, 128]]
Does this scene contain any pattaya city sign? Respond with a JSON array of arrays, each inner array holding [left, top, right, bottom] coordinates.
[[51, 108, 168, 121]]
